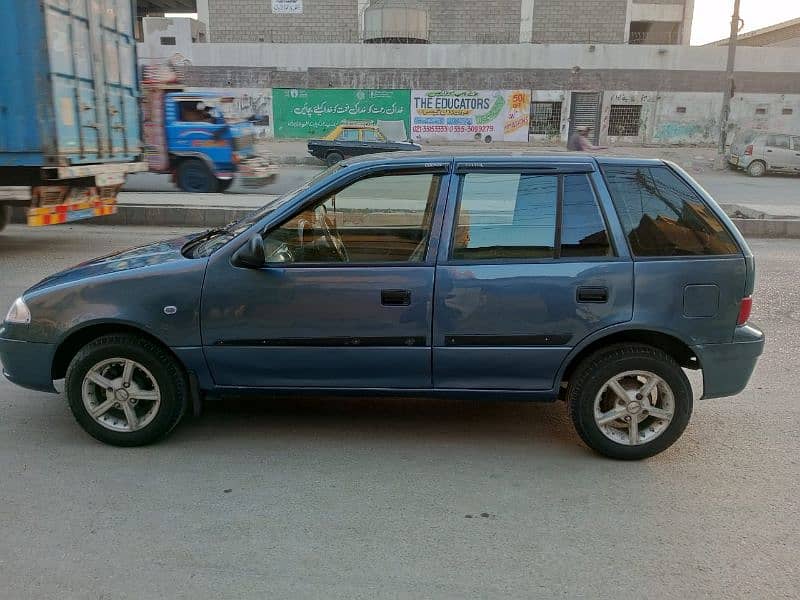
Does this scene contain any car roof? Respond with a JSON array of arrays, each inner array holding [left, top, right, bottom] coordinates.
[[340, 150, 665, 168]]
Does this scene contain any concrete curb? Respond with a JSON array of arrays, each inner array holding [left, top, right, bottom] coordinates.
[[13, 205, 800, 239]]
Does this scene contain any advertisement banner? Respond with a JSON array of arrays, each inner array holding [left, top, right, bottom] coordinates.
[[272, 0, 302, 14], [411, 90, 531, 142], [273, 88, 411, 139]]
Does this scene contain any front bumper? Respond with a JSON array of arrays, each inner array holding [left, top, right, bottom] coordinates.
[[693, 324, 765, 399], [0, 337, 57, 393], [237, 156, 279, 187]]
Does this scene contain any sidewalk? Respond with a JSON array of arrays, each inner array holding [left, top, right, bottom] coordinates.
[[259, 139, 720, 172]]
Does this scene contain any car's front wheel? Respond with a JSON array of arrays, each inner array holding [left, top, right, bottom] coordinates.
[[65, 334, 187, 446], [567, 344, 693, 460]]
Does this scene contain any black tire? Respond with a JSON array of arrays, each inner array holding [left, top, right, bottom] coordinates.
[[177, 159, 219, 193], [217, 178, 234, 192], [65, 334, 188, 447], [325, 151, 344, 166], [0, 205, 10, 232], [567, 344, 693, 460], [746, 160, 766, 177], [484, 135, 493, 144]]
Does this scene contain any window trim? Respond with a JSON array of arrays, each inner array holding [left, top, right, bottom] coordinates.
[[598, 163, 743, 260], [444, 171, 617, 265], [258, 169, 450, 268]]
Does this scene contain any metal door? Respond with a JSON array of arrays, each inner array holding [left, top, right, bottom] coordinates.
[[568, 92, 602, 144], [791, 136, 800, 171]]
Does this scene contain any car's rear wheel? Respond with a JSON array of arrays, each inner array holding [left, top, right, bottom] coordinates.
[[567, 344, 693, 460], [746, 160, 766, 177], [325, 151, 344, 166], [177, 159, 219, 193], [65, 334, 187, 446]]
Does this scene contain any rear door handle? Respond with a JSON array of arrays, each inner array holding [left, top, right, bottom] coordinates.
[[577, 286, 608, 303], [381, 289, 411, 306]]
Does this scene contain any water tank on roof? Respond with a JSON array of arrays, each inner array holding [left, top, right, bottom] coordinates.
[[363, 1, 429, 44]]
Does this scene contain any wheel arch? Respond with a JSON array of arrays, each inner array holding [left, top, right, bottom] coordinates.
[[51, 321, 186, 382], [559, 327, 700, 387]]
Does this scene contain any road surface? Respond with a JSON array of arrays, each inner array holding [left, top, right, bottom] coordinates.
[[0, 225, 797, 599], [124, 166, 800, 217]]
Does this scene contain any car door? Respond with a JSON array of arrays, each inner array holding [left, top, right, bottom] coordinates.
[[432, 161, 633, 391], [791, 136, 800, 172], [764, 134, 793, 171], [201, 164, 450, 389]]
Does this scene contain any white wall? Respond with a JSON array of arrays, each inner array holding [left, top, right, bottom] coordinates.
[[189, 42, 800, 72]]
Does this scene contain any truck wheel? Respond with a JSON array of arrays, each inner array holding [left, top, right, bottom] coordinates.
[[177, 159, 219, 193], [65, 334, 188, 447], [567, 344, 693, 460], [325, 151, 344, 166], [0, 205, 10, 232], [217, 178, 234, 192], [746, 160, 766, 177]]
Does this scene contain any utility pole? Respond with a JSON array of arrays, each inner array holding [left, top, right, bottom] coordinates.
[[717, 0, 743, 167]]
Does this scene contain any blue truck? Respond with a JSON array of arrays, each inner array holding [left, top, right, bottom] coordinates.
[[140, 66, 277, 193], [0, 0, 148, 229]]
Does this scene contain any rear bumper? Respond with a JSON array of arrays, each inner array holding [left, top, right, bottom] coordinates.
[[693, 324, 765, 399], [0, 336, 57, 393]]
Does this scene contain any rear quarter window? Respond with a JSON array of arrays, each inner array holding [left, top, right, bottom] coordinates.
[[602, 165, 740, 257]]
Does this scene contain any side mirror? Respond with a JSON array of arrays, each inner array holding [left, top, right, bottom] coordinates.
[[233, 234, 266, 268]]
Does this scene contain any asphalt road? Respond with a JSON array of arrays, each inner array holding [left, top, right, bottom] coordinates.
[[0, 225, 798, 599], [124, 166, 800, 217]]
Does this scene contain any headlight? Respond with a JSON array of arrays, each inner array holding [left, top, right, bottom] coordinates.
[[5, 297, 31, 324]]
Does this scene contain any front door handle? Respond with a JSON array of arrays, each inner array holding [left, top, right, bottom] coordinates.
[[577, 286, 608, 303], [381, 289, 411, 306]]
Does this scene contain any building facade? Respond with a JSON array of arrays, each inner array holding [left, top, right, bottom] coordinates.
[[199, 0, 694, 45]]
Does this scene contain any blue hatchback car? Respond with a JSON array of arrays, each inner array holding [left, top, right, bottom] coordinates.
[[0, 154, 764, 459]]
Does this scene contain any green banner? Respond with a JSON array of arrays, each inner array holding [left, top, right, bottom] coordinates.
[[273, 88, 411, 139]]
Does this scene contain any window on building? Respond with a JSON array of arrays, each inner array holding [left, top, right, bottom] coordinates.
[[755, 107, 767, 115], [529, 101, 563, 135], [160, 36, 176, 46], [628, 21, 681, 44], [608, 105, 642, 137], [676, 106, 687, 114], [263, 173, 441, 264], [602, 166, 739, 257], [782, 108, 793, 115], [766, 134, 790, 149]]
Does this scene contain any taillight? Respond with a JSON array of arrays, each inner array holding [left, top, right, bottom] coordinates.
[[744, 144, 753, 156], [737, 297, 753, 326]]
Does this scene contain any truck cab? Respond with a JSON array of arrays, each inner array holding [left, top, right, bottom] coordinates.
[[163, 92, 276, 193]]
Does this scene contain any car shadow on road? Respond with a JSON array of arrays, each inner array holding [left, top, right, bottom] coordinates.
[[174, 394, 582, 454]]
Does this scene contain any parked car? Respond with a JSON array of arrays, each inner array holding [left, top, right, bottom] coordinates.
[[308, 123, 421, 165], [0, 153, 764, 459], [728, 130, 800, 177]]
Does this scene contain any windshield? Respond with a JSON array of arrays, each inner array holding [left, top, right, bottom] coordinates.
[[183, 164, 341, 258]]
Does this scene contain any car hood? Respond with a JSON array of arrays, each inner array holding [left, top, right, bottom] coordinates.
[[26, 233, 200, 294]]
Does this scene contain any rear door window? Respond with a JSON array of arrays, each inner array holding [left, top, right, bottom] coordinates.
[[767, 134, 791, 149], [602, 165, 739, 257], [451, 172, 612, 261]]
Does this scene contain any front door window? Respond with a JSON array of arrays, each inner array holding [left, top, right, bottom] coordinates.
[[262, 173, 442, 264]]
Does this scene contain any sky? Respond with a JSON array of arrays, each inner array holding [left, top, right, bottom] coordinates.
[[690, 0, 800, 44], [167, 2, 800, 47]]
